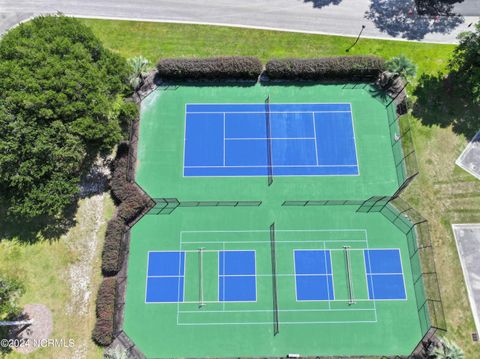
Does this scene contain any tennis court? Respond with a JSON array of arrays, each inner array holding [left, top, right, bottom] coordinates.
[[124, 83, 427, 358], [184, 103, 359, 177], [146, 236, 406, 305]]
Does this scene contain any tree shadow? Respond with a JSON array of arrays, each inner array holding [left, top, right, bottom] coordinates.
[[0, 200, 78, 243], [365, 0, 464, 40], [412, 72, 480, 138], [303, 0, 343, 9], [415, 0, 465, 15]]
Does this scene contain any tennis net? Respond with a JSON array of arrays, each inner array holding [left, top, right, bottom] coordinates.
[[344, 246, 356, 305], [265, 95, 273, 186], [270, 223, 279, 335], [198, 247, 205, 308]]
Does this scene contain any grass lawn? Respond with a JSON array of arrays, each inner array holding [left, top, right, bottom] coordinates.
[[0, 18, 474, 359], [81, 19, 480, 357], [0, 195, 114, 359], [82, 19, 455, 77]]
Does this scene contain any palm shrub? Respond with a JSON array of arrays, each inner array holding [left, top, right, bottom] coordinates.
[[429, 337, 464, 359], [128, 56, 151, 90], [385, 55, 417, 80]]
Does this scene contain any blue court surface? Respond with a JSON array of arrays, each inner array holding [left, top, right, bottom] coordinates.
[[364, 249, 406, 300], [146, 251, 185, 303], [219, 250, 257, 302], [294, 250, 334, 301], [184, 103, 359, 177]]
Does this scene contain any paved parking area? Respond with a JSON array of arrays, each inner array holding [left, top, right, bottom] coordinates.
[[456, 130, 480, 180], [452, 224, 480, 334]]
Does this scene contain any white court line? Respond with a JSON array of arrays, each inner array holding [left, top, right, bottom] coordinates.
[[184, 103, 359, 176], [363, 248, 409, 302], [182, 172, 360, 178], [312, 112, 319, 166], [181, 228, 368, 234], [176, 240, 182, 323], [167, 297, 378, 305], [323, 244, 331, 308], [184, 164, 358, 168], [364, 237, 378, 321], [223, 112, 226, 166], [224, 137, 316, 140], [180, 246, 374, 253], [181, 240, 367, 244], [176, 320, 377, 326], [348, 103, 361, 176], [186, 102, 353, 105], [178, 308, 376, 313], [218, 249, 258, 303], [188, 111, 351, 115], [293, 248, 335, 303], [144, 252, 151, 304]]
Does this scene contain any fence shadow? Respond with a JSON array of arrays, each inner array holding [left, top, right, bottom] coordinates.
[[365, 0, 464, 40]]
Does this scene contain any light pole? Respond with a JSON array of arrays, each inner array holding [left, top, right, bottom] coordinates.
[[346, 25, 366, 52]]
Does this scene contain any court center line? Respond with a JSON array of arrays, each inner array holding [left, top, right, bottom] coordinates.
[[312, 112, 319, 166]]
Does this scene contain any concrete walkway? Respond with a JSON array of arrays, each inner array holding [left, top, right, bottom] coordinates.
[[0, 0, 478, 42]]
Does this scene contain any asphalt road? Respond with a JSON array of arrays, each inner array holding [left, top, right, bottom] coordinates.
[[0, 0, 478, 43]]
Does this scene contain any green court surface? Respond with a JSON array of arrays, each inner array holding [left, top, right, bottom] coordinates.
[[137, 83, 400, 202], [123, 83, 426, 358], [124, 206, 423, 357]]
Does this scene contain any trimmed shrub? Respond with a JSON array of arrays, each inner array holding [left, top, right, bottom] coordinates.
[[110, 142, 151, 225], [265, 56, 385, 80], [92, 277, 117, 346], [117, 187, 151, 225], [110, 143, 130, 204], [156, 57, 263, 80], [102, 218, 126, 276]]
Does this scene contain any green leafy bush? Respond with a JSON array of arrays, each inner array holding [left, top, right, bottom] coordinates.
[[92, 277, 117, 346], [117, 100, 139, 138], [156, 56, 263, 80], [0, 275, 24, 321], [110, 143, 131, 204], [0, 16, 130, 219], [265, 56, 385, 80]]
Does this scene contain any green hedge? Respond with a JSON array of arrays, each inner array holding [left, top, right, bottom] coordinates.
[[156, 56, 263, 80], [101, 143, 150, 278], [265, 56, 385, 80], [92, 277, 117, 346], [101, 218, 125, 276]]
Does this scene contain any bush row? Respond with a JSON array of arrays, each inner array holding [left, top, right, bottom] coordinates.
[[264, 56, 385, 80], [101, 218, 125, 276], [103, 142, 151, 277], [92, 277, 117, 346], [156, 56, 263, 80], [94, 139, 152, 346], [155, 56, 386, 82]]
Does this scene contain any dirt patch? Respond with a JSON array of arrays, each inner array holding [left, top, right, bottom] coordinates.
[[12, 303, 53, 354]]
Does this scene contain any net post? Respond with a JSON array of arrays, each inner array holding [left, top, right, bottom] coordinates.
[[270, 223, 279, 335]]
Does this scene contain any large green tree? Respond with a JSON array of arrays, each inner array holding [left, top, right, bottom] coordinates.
[[449, 22, 480, 104], [0, 16, 130, 219]]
